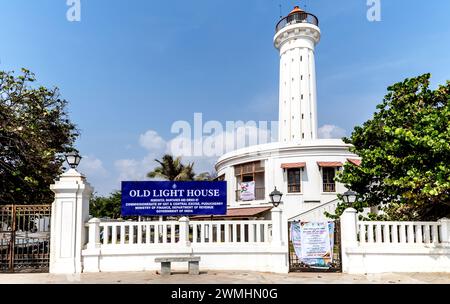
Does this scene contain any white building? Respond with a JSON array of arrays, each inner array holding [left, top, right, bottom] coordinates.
[[215, 6, 360, 223]]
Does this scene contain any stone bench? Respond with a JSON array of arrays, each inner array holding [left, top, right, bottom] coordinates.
[[155, 256, 201, 276]]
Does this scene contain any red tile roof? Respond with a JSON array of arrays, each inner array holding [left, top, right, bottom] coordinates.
[[347, 158, 362, 166], [317, 161, 343, 167], [191, 207, 272, 220], [281, 162, 306, 169]]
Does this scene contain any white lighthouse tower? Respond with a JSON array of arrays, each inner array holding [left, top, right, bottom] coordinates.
[[274, 6, 321, 143], [215, 5, 359, 224]]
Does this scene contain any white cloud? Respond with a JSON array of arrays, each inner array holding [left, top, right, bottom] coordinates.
[[114, 159, 143, 181], [78, 155, 108, 177], [139, 130, 166, 151], [318, 124, 346, 139]]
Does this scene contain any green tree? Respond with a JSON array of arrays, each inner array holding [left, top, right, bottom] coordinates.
[[332, 74, 450, 221], [89, 191, 122, 219], [147, 154, 211, 181], [0, 69, 78, 205]]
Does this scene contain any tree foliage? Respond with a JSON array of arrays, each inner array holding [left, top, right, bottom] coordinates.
[[0, 69, 78, 205], [89, 191, 122, 219], [147, 154, 213, 181], [333, 74, 450, 221]]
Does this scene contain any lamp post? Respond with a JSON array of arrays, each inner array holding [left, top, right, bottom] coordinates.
[[65, 151, 82, 170], [269, 187, 283, 208], [342, 190, 357, 206], [269, 187, 283, 246]]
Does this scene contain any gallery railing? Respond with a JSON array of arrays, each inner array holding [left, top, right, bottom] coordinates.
[[275, 11, 319, 33]]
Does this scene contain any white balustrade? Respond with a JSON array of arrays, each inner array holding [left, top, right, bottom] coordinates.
[[93, 219, 272, 248], [357, 221, 443, 245]]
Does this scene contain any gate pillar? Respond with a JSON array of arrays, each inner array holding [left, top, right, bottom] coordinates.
[[49, 169, 93, 274]]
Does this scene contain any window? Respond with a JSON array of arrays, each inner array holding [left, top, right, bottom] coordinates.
[[234, 161, 265, 201], [322, 168, 336, 192], [287, 169, 301, 193]]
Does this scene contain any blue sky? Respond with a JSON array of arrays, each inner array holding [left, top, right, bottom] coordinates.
[[1, 0, 449, 195]]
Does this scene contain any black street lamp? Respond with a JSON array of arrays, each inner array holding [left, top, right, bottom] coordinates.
[[342, 190, 357, 205], [269, 187, 283, 208], [65, 151, 82, 169]]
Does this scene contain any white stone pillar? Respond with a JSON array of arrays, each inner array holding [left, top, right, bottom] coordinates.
[[271, 207, 283, 246], [87, 218, 101, 250], [340, 208, 358, 273], [439, 218, 450, 246], [49, 169, 93, 274], [178, 217, 190, 246]]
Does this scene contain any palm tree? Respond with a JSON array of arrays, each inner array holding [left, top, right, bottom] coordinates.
[[195, 171, 218, 181], [147, 154, 196, 181]]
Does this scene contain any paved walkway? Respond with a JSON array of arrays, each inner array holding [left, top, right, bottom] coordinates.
[[0, 271, 449, 284]]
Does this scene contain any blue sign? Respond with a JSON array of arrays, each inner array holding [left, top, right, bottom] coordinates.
[[121, 181, 227, 216]]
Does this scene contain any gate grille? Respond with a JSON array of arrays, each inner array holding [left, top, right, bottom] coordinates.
[[288, 220, 342, 272], [0, 205, 51, 273]]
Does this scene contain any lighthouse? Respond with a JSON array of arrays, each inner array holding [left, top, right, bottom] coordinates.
[[274, 6, 321, 143], [215, 5, 359, 224]]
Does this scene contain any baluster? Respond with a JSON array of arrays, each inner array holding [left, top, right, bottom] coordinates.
[[407, 224, 415, 243], [171, 224, 175, 243], [129, 224, 134, 244], [240, 223, 246, 242], [431, 225, 439, 244], [145, 224, 150, 244], [216, 224, 221, 243], [264, 223, 270, 242], [399, 224, 406, 243], [256, 223, 262, 243], [162, 224, 167, 243], [200, 224, 205, 243], [392, 224, 398, 243], [137, 224, 142, 244], [193, 224, 198, 243], [224, 223, 230, 243], [103, 225, 109, 245], [415, 224, 423, 243], [383, 224, 390, 243], [367, 223, 374, 243], [248, 223, 255, 243], [120, 224, 125, 245], [111, 225, 117, 245], [232, 223, 237, 243], [154, 225, 159, 244], [375, 224, 382, 243], [359, 224, 366, 243], [423, 225, 430, 243]]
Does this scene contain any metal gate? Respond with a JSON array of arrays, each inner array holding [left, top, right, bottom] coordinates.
[[0, 205, 51, 273], [288, 220, 342, 272]]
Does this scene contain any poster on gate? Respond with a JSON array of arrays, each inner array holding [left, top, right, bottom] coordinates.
[[290, 221, 335, 268]]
